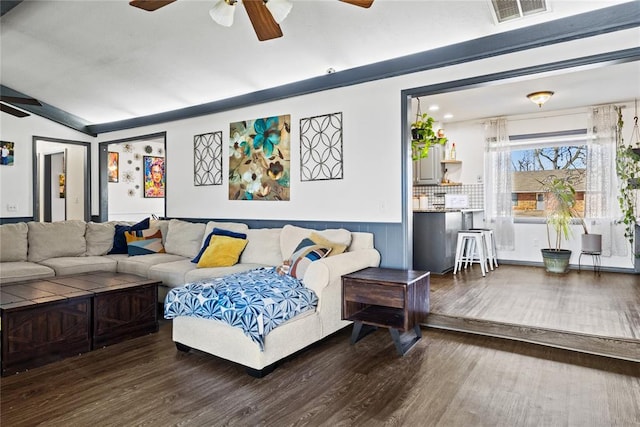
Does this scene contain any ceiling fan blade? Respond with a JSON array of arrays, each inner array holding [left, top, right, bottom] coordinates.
[[0, 95, 41, 106], [1, 103, 30, 118], [129, 0, 176, 12], [242, 0, 283, 41], [339, 0, 374, 8]]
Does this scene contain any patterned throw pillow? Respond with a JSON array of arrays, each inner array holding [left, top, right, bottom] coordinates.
[[124, 228, 165, 256], [309, 232, 347, 256], [289, 244, 332, 279], [108, 217, 150, 254], [197, 235, 248, 268], [192, 228, 248, 263]]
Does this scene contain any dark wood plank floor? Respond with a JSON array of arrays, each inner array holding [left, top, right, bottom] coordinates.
[[2, 265, 639, 426], [2, 318, 639, 426], [429, 265, 640, 339]]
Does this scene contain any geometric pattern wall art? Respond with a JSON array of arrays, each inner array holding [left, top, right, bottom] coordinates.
[[194, 131, 223, 186], [228, 115, 290, 201], [299, 112, 343, 181]]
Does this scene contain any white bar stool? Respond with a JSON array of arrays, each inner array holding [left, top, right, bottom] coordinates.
[[470, 228, 498, 270], [453, 231, 487, 276]]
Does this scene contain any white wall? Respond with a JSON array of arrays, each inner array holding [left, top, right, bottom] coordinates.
[[107, 139, 164, 221], [0, 113, 92, 218], [1, 28, 637, 269]]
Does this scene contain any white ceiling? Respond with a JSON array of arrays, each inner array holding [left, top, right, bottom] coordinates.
[[0, 0, 638, 126]]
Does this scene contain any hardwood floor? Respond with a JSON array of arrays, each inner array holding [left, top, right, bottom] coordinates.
[[426, 265, 640, 361], [2, 265, 639, 426], [2, 319, 639, 426], [428, 265, 639, 338]]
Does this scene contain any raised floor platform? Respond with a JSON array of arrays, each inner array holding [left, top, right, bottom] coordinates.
[[425, 264, 639, 362]]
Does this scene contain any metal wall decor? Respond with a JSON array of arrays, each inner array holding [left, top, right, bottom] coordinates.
[[299, 112, 343, 181], [194, 131, 223, 186]]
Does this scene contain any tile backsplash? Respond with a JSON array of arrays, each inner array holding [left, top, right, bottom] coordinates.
[[413, 183, 484, 209]]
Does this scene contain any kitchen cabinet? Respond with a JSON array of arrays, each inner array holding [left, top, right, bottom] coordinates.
[[413, 211, 463, 274], [413, 145, 442, 185]]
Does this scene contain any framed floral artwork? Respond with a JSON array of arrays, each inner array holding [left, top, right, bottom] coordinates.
[[108, 151, 119, 182], [143, 156, 165, 198], [229, 115, 290, 201]]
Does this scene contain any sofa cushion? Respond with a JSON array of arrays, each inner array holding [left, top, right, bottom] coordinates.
[[197, 235, 248, 268], [125, 228, 165, 256], [151, 219, 170, 245], [27, 220, 87, 263], [192, 228, 247, 264], [108, 217, 150, 255], [164, 219, 206, 258], [0, 222, 28, 262], [280, 225, 352, 259], [39, 256, 118, 276], [239, 228, 283, 266], [184, 263, 263, 283], [202, 221, 249, 246], [0, 261, 55, 283], [117, 253, 187, 276], [148, 259, 198, 288], [85, 222, 116, 256]]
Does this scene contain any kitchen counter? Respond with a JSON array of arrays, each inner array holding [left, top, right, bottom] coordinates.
[[413, 208, 483, 213]]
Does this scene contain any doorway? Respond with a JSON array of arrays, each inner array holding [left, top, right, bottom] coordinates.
[[98, 132, 167, 222], [43, 151, 66, 221], [33, 137, 91, 222]]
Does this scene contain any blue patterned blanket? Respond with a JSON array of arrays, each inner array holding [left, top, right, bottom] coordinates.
[[164, 267, 318, 350]]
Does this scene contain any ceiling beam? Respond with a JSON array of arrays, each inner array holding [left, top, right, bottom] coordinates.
[[1, 0, 23, 17], [0, 85, 96, 136]]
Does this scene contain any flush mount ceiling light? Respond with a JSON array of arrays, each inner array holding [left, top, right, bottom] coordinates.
[[527, 91, 554, 108]]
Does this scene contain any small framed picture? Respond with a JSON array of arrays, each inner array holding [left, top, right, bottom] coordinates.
[[1, 141, 15, 166], [143, 156, 165, 198], [108, 152, 119, 182]]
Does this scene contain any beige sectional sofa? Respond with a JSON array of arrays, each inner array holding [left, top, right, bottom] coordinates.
[[0, 219, 381, 376]]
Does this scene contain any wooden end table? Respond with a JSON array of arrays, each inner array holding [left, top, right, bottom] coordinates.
[[341, 267, 430, 356]]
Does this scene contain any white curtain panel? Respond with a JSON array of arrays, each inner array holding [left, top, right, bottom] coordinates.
[[484, 118, 515, 251], [586, 105, 627, 257]]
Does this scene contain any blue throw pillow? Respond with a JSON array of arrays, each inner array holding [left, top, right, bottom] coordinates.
[[192, 227, 248, 263], [108, 217, 150, 254]]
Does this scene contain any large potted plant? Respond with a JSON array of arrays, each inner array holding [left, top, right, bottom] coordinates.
[[614, 106, 640, 253], [538, 172, 589, 273], [411, 112, 448, 160]]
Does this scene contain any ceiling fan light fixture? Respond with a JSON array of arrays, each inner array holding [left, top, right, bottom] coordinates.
[[265, 0, 292, 24], [527, 91, 554, 108], [210, 0, 237, 27]]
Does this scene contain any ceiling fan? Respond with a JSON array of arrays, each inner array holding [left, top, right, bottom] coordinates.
[[0, 95, 42, 118], [129, 0, 374, 42]]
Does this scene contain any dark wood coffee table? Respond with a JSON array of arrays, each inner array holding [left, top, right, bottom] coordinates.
[[1, 272, 159, 376], [342, 267, 430, 355]]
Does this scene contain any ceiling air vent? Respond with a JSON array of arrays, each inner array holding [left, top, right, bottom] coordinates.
[[490, 0, 548, 23]]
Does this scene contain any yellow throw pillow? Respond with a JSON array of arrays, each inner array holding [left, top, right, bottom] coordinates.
[[197, 235, 248, 268], [309, 232, 347, 256]]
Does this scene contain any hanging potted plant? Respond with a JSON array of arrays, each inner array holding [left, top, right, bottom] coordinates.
[[614, 105, 640, 253], [538, 171, 589, 273], [411, 99, 448, 160]]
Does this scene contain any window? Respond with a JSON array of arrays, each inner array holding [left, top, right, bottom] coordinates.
[[509, 132, 587, 218]]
